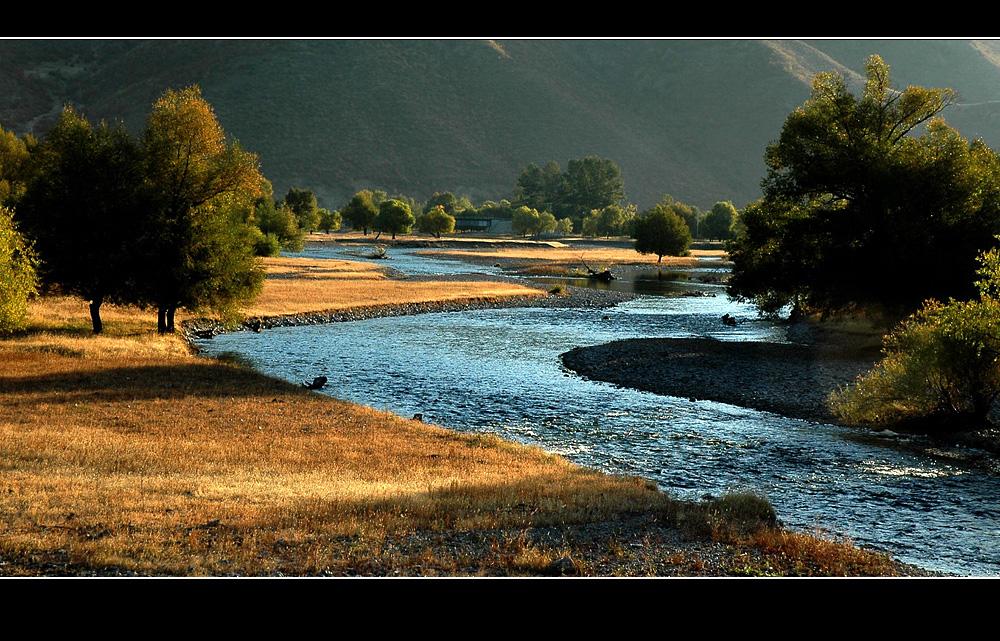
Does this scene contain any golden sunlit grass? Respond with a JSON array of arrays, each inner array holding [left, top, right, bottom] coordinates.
[[421, 247, 726, 274], [248, 257, 542, 317], [0, 256, 910, 576]]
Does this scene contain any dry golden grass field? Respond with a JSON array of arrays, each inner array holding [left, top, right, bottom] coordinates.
[[419, 247, 726, 275], [0, 255, 909, 576], [250, 257, 542, 317]]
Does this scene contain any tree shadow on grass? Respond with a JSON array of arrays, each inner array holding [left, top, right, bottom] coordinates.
[[0, 362, 310, 403]]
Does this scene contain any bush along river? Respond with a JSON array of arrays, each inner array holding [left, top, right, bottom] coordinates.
[[194, 246, 1000, 575]]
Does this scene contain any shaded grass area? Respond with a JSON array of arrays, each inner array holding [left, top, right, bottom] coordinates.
[[0, 270, 918, 576]]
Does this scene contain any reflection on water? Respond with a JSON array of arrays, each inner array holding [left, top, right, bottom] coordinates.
[[195, 249, 1000, 575]]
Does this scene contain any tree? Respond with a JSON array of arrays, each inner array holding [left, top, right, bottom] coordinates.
[[140, 85, 266, 333], [562, 155, 625, 216], [17, 107, 149, 334], [253, 194, 304, 252], [515, 161, 565, 213], [726, 55, 998, 320], [556, 217, 574, 235], [423, 192, 460, 215], [511, 206, 557, 239], [342, 190, 379, 235], [829, 243, 1000, 431], [318, 208, 342, 233], [634, 205, 691, 263], [702, 201, 738, 240], [0, 206, 37, 334], [416, 205, 455, 238], [582, 203, 631, 237], [0, 124, 32, 207], [282, 187, 320, 233], [374, 199, 415, 240]]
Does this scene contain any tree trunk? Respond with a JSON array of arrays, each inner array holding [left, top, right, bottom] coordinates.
[[364, 227, 369, 236], [158, 305, 168, 334], [89, 298, 103, 335], [391, 231, 396, 239], [166, 306, 176, 333], [658, 254, 663, 264]]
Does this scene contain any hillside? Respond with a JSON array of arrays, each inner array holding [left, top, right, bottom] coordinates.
[[2, 39, 999, 210]]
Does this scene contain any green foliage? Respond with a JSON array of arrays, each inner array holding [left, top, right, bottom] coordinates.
[[475, 199, 515, 219], [515, 156, 624, 218], [512, 206, 557, 239], [253, 231, 282, 257], [253, 189, 304, 252], [728, 55, 999, 320], [556, 217, 574, 235], [829, 244, 1000, 431], [702, 201, 738, 240], [0, 206, 38, 334], [634, 203, 691, 263], [581, 204, 633, 237], [17, 107, 150, 333], [0, 124, 32, 206], [141, 85, 266, 332], [416, 205, 455, 238], [342, 190, 379, 235], [317, 208, 342, 233], [423, 191, 467, 216], [374, 199, 415, 239], [282, 187, 320, 233]]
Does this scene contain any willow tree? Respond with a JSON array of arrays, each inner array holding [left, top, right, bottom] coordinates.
[[141, 86, 266, 333]]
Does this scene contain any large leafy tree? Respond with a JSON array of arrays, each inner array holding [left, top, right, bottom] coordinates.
[[374, 199, 415, 240], [634, 204, 691, 263], [0, 206, 37, 334], [728, 55, 1000, 319], [702, 201, 738, 241], [282, 187, 320, 233], [563, 155, 625, 216], [342, 190, 379, 235], [17, 107, 149, 333], [141, 86, 266, 333], [416, 205, 455, 238]]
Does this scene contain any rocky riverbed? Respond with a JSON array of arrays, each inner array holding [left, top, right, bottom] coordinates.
[[561, 337, 883, 424], [183, 283, 636, 340]]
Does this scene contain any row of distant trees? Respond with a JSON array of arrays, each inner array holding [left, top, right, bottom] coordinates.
[[275, 153, 740, 245], [0, 86, 268, 334]]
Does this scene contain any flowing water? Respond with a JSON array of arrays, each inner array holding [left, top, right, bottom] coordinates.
[[195, 245, 1000, 575]]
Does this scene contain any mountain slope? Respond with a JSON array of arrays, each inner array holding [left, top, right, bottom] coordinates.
[[1, 39, 998, 210]]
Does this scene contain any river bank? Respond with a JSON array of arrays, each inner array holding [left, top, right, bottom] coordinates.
[[562, 337, 881, 425], [561, 336, 1000, 457], [0, 253, 943, 576]]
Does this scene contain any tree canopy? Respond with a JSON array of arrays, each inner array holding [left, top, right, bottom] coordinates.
[[140, 85, 266, 332], [416, 205, 455, 238], [374, 199, 415, 240], [283, 187, 320, 233], [0, 206, 37, 334], [17, 107, 150, 333], [343, 190, 379, 235], [512, 206, 557, 239], [702, 201, 738, 240], [634, 203, 691, 263], [728, 55, 1000, 319], [515, 156, 624, 219]]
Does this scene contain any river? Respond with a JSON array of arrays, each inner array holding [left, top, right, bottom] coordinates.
[[194, 245, 1000, 575]]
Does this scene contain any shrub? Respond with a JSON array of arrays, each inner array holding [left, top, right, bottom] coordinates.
[[253, 231, 282, 257], [829, 243, 1000, 431], [0, 206, 38, 334]]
